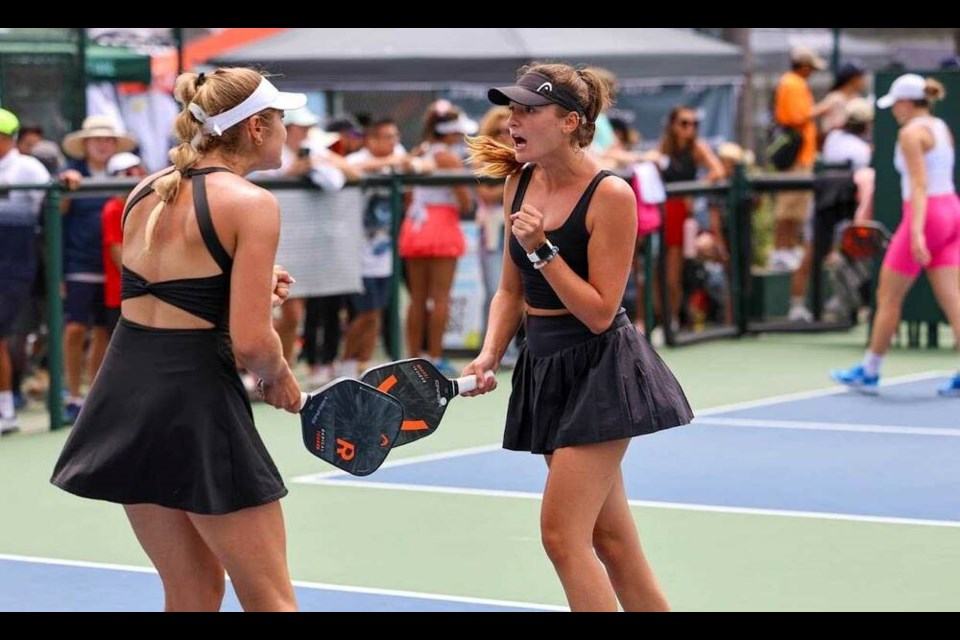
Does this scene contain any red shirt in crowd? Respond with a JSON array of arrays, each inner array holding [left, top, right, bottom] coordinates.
[[101, 197, 124, 309]]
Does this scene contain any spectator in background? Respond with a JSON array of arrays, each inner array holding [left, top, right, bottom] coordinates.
[[822, 97, 875, 173], [15, 125, 45, 156], [58, 115, 137, 423], [657, 105, 724, 331], [340, 117, 414, 377], [399, 100, 475, 376], [0, 108, 50, 435], [253, 106, 361, 381], [27, 140, 66, 175], [818, 61, 868, 143], [326, 117, 366, 157], [100, 152, 148, 335], [770, 46, 834, 322]]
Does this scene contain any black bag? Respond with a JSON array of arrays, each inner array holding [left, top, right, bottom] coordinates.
[[766, 125, 803, 171]]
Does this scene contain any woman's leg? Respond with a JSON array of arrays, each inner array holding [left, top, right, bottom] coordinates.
[[124, 504, 226, 612], [275, 298, 305, 365], [426, 258, 458, 359], [541, 440, 629, 611], [927, 267, 960, 347], [868, 267, 917, 355], [187, 500, 297, 612], [592, 471, 670, 612], [404, 259, 430, 359]]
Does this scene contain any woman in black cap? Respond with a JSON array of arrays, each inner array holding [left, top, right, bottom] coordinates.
[[463, 62, 693, 612], [819, 61, 868, 144]]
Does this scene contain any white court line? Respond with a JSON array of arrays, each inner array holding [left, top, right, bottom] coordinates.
[[296, 480, 960, 529], [291, 444, 502, 484], [0, 554, 567, 612], [695, 370, 950, 417], [694, 416, 960, 437]]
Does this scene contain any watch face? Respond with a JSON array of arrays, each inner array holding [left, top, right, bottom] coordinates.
[[535, 241, 556, 261]]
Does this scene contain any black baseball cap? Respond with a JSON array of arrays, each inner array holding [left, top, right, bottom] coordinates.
[[488, 72, 586, 117]]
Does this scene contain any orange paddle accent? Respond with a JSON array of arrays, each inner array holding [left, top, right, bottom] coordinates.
[[377, 376, 398, 393], [336, 438, 356, 461], [401, 420, 429, 432]]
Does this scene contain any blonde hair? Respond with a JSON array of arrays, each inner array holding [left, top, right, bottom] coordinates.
[[466, 62, 614, 178], [924, 77, 947, 104], [478, 106, 510, 138], [144, 67, 277, 251]]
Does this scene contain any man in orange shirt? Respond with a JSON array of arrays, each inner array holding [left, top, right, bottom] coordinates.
[[771, 45, 834, 321]]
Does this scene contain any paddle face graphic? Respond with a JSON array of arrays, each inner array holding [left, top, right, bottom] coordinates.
[[360, 359, 459, 447], [300, 378, 404, 476]]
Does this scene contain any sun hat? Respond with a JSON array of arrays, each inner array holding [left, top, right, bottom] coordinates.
[[62, 114, 137, 159]]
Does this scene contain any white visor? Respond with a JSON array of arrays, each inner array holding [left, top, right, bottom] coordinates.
[[435, 113, 479, 136], [190, 78, 307, 137]]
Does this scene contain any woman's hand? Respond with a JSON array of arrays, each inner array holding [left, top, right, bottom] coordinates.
[[259, 367, 302, 414], [510, 203, 546, 253], [460, 351, 499, 397], [911, 228, 931, 267], [271, 265, 295, 308], [58, 169, 83, 191]]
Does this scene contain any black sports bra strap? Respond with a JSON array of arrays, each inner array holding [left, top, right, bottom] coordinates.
[[121, 184, 157, 230], [510, 165, 536, 214], [191, 173, 234, 273], [183, 167, 235, 177]]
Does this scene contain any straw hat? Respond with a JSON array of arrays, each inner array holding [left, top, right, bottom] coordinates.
[[62, 115, 137, 159], [717, 141, 755, 166]]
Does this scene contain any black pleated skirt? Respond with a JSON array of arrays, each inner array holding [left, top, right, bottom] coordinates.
[[50, 318, 287, 515], [504, 310, 693, 455]]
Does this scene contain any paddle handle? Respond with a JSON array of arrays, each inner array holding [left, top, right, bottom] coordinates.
[[456, 370, 496, 395]]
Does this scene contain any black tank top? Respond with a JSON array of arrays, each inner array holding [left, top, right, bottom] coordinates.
[[120, 167, 234, 328], [662, 146, 697, 183], [508, 165, 614, 310]]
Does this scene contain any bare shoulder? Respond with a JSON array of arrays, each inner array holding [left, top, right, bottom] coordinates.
[[587, 174, 635, 233], [205, 172, 279, 219], [595, 173, 636, 209]]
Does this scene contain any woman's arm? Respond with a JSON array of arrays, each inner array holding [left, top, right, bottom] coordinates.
[[512, 177, 637, 334], [694, 139, 725, 181], [228, 186, 301, 411], [901, 124, 933, 265]]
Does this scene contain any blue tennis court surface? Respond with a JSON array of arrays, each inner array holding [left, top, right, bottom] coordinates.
[[300, 374, 960, 524], [0, 557, 559, 612]]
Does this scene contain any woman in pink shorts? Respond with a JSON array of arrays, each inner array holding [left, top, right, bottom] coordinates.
[[831, 74, 960, 396]]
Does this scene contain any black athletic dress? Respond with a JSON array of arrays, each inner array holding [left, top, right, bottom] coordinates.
[[51, 167, 287, 515], [503, 165, 694, 455]]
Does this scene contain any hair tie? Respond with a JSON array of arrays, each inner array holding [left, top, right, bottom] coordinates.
[[196, 72, 206, 88]]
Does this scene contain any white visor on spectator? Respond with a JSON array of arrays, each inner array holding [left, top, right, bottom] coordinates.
[[434, 113, 479, 136], [192, 78, 306, 136]]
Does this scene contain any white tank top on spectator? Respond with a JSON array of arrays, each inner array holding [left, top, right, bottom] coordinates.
[[407, 143, 460, 227], [822, 129, 872, 172], [894, 116, 955, 200]]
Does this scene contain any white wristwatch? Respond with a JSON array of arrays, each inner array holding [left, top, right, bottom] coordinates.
[[526, 239, 559, 264]]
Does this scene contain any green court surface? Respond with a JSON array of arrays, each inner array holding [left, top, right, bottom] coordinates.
[[2, 325, 959, 611]]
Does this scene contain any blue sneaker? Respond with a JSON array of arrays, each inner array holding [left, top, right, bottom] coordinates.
[[937, 374, 960, 398], [829, 364, 879, 394], [12, 390, 25, 411], [62, 401, 83, 425]]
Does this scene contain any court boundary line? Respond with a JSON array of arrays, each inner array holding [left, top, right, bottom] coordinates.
[[695, 370, 950, 416], [292, 480, 960, 529], [694, 416, 960, 437], [292, 370, 951, 485], [0, 554, 567, 612]]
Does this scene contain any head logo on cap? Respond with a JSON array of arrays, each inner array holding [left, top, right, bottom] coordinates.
[[537, 82, 553, 93]]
